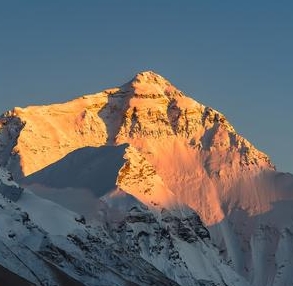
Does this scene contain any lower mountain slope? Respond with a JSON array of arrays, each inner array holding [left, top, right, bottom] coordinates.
[[0, 167, 249, 286]]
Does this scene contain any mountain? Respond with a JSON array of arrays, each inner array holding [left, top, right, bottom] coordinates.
[[1, 71, 293, 285]]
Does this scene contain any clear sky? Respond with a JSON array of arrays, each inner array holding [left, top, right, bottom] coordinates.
[[1, 1, 293, 172]]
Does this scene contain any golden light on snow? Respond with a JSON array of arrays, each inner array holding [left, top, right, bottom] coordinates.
[[2, 71, 277, 227]]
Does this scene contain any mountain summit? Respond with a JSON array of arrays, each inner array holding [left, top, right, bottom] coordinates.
[[123, 70, 183, 98], [1, 71, 293, 286], [0, 71, 271, 178]]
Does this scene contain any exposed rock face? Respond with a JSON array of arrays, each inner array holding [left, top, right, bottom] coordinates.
[[1, 71, 293, 286], [0, 168, 23, 201]]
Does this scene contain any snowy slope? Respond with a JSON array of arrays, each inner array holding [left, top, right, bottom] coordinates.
[[0, 168, 249, 286], [1, 71, 293, 285], [0, 168, 184, 286]]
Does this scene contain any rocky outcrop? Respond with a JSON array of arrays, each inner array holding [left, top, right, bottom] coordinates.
[[0, 168, 23, 201]]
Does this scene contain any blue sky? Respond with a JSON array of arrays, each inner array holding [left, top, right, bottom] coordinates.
[[1, 1, 293, 172]]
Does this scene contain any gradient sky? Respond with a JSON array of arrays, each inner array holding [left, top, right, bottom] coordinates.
[[1, 1, 293, 172]]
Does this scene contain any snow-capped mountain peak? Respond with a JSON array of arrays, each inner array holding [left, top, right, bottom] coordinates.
[[1, 71, 293, 286]]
